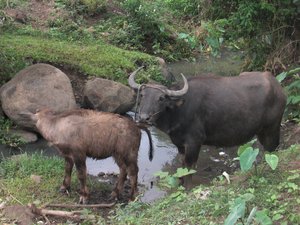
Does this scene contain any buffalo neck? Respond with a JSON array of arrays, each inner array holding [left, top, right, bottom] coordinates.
[[155, 108, 185, 135], [36, 116, 58, 142]]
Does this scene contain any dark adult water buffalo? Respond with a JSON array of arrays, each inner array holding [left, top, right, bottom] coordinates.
[[129, 67, 286, 183], [21, 108, 153, 204]]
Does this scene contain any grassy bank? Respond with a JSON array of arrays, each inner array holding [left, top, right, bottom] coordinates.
[[0, 153, 111, 224], [0, 145, 299, 224], [0, 33, 158, 84]]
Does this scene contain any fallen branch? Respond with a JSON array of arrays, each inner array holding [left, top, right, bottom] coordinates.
[[29, 204, 88, 220], [46, 201, 116, 209]]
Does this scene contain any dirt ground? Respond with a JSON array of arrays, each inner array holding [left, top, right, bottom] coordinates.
[[3, 0, 124, 30], [4, 0, 62, 29], [279, 121, 300, 150]]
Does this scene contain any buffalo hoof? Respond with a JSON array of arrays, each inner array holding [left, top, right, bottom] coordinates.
[[59, 186, 70, 195], [129, 195, 137, 202], [180, 175, 193, 190], [79, 196, 88, 205], [109, 191, 119, 202], [179, 177, 184, 186]]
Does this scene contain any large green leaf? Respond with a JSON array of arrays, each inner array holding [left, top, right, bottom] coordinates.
[[255, 210, 272, 225], [237, 139, 257, 156], [167, 176, 179, 188], [239, 147, 259, 172], [287, 95, 300, 106], [154, 171, 169, 179], [173, 168, 196, 178], [276, 71, 287, 83], [286, 80, 300, 90], [224, 200, 246, 225], [265, 154, 279, 170]]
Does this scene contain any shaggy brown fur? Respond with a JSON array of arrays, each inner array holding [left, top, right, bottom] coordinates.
[[29, 108, 151, 204]]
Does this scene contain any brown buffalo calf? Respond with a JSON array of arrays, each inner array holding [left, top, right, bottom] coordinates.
[[24, 108, 153, 204]]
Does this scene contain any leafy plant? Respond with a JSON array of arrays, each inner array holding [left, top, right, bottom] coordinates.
[[276, 67, 300, 121], [178, 32, 198, 50], [59, 0, 107, 16], [164, 0, 201, 19], [265, 154, 279, 171], [154, 167, 196, 189], [225, 193, 272, 225], [107, 0, 193, 60], [209, 0, 298, 70], [200, 19, 227, 56], [239, 147, 259, 172], [237, 139, 279, 174]]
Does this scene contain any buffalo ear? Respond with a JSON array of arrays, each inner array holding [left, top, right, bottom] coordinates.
[[175, 98, 185, 107], [166, 97, 185, 110]]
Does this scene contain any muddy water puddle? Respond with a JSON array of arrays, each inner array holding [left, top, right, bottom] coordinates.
[[88, 127, 239, 203]]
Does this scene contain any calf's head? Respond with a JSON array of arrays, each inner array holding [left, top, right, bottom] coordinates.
[[19, 108, 54, 125], [129, 67, 189, 124]]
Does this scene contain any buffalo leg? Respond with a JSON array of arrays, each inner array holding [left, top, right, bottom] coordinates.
[[111, 161, 127, 200], [258, 122, 281, 152], [74, 158, 88, 204], [182, 143, 201, 188], [60, 156, 74, 194], [177, 147, 186, 185], [127, 162, 138, 200]]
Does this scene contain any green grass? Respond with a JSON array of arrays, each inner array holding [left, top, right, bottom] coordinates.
[[0, 153, 110, 206], [0, 32, 158, 84], [0, 153, 64, 179], [110, 145, 300, 225]]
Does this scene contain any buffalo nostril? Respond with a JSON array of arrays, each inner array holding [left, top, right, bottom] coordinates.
[[138, 114, 151, 123]]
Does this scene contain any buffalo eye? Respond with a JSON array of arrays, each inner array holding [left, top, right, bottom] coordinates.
[[159, 95, 166, 101]]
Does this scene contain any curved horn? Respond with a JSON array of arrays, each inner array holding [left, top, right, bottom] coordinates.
[[128, 66, 144, 90], [165, 73, 189, 97]]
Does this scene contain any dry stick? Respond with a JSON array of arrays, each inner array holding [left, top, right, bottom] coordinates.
[[29, 202, 116, 221], [29, 204, 84, 220], [46, 201, 116, 209]]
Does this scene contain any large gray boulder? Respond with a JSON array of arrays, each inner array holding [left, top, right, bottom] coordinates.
[[83, 78, 136, 114], [0, 63, 77, 130]]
